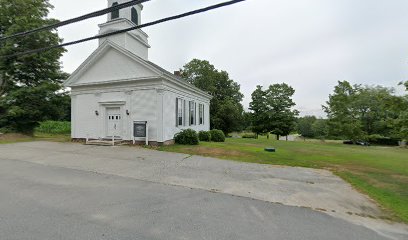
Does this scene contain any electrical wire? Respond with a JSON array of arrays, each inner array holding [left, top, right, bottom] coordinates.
[[0, 0, 150, 42], [0, 0, 247, 59]]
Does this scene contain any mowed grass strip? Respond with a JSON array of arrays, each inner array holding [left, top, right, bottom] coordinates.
[[0, 121, 71, 144], [0, 133, 71, 144], [158, 137, 408, 223], [0, 133, 35, 144]]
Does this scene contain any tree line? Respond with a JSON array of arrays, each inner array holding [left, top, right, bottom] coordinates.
[[1, 0, 407, 144], [182, 60, 408, 144], [323, 81, 408, 142], [297, 81, 408, 143], [180, 59, 301, 139]]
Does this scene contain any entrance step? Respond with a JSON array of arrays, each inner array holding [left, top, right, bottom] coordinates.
[[85, 138, 128, 146]]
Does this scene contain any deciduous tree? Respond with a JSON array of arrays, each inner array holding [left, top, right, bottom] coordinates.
[[297, 116, 317, 138], [323, 81, 407, 141], [312, 119, 329, 140], [249, 85, 268, 137], [395, 82, 408, 141], [265, 83, 299, 139], [249, 84, 299, 140], [181, 59, 244, 134], [323, 81, 363, 141], [0, 0, 69, 134]]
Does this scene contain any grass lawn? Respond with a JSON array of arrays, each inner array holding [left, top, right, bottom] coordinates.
[[0, 133, 71, 144], [0, 121, 71, 144], [157, 137, 408, 223]]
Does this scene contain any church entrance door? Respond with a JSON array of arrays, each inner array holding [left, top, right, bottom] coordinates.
[[106, 107, 122, 138]]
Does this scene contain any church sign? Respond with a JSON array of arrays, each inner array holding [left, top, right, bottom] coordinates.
[[133, 121, 147, 138]]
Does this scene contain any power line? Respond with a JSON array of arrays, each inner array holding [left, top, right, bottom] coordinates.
[[0, 0, 247, 59], [0, 0, 150, 42]]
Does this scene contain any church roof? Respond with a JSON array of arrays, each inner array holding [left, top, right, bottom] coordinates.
[[64, 40, 212, 99]]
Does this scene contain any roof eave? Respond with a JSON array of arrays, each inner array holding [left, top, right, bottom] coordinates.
[[162, 72, 213, 100]]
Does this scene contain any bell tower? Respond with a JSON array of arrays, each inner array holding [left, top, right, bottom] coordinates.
[[98, 0, 150, 60], [107, 0, 142, 25]]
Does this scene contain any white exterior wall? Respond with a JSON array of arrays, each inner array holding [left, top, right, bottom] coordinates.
[[129, 89, 159, 142], [71, 94, 101, 139], [71, 82, 161, 142], [124, 33, 149, 59], [76, 47, 155, 84], [71, 79, 211, 143], [99, 20, 150, 60], [163, 87, 211, 142]]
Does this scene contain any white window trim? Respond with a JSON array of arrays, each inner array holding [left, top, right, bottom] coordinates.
[[189, 101, 197, 126], [199, 104, 204, 125], [176, 98, 185, 127]]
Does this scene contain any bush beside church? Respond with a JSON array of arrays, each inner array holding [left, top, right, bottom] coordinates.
[[175, 129, 226, 145]]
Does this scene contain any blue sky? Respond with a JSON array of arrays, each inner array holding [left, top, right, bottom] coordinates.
[[49, 0, 408, 116]]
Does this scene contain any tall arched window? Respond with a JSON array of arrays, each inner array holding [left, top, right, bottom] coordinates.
[[131, 7, 139, 25], [111, 2, 119, 20]]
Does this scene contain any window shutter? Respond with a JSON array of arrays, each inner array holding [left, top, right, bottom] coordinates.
[[184, 100, 187, 126], [203, 105, 205, 124], [202, 104, 204, 125], [188, 101, 191, 126], [191, 101, 194, 126], [176, 98, 179, 127], [194, 102, 197, 125], [189, 101, 192, 126]]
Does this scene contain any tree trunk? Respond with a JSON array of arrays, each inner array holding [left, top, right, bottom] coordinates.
[[0, 76, 6, 96], [276, 135, 280, 140], [286, 136, 288, 141]]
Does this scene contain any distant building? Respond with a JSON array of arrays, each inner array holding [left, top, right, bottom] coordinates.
[[64, 1, 211, 145]]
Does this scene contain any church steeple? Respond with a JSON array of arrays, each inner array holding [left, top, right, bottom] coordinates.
[[98, 0, 150, 60], [107, 0, 142, 25]]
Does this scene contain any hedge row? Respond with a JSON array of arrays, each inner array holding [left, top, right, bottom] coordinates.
[[367, 135, 401, 146], [175, 129, 225, 145]]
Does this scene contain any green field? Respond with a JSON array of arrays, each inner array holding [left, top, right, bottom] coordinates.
[[158, 137, 408, 223]]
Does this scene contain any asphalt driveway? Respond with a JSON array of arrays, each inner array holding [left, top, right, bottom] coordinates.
[[0, 141, 407, 240]]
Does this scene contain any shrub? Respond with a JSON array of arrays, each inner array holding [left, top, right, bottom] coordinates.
[[367, 135, 401, 146], [35, 121, 71, 134], [242, 133, 256, 139], [199, 131, 211, 142], [174, 129, 199, 145], [210, 129, 225, 142], [0, 127, 14, 134]]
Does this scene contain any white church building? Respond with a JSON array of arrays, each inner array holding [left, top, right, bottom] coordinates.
[[64, 1, 211, 145]]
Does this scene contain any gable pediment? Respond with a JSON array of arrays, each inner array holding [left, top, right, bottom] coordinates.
[[64, 41, 160, 87]]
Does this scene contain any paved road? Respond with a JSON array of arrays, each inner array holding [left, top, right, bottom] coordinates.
[[0, 142, 407, 239], [0, 157, 389, 240]]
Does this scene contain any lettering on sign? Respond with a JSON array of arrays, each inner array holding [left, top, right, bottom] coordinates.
[[134, 121, 147, 138]]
